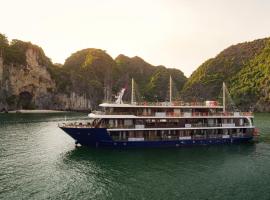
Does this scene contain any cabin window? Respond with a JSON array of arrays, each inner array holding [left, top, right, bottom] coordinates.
[[122, 132, 127, 140], [110, 132, 120, 140], [109, 120, 114, 127], [174, 109, 181, 113], [124, 119, 133, 126], [109, 108, 114, 114], [239, 119, 243, 126], [208, 119, 214, 126], [136, 120, 144, 125], [142, 108, 147, 116]]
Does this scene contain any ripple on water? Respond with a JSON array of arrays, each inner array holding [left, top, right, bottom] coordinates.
[[1, 113, 270, 200]]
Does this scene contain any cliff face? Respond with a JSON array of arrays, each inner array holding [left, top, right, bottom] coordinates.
[[2, 33, 270, 112], [6, 48, 55, 109], [52, 92, 91, 111], [0, 37, 92, 111], [0, 48, 53, 109]]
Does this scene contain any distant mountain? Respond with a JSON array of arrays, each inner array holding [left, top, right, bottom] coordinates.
[[50, 48, 116, 108], [114, 54, 187, 102], [181, 38, 270, 111], [52, 50, 187, 107]]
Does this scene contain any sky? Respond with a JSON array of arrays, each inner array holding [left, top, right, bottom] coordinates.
[[1, 0, 270, 77]]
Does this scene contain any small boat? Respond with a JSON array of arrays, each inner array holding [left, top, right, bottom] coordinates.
[[59, 78, 257, 148]]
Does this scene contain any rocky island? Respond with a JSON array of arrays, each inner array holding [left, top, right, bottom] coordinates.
[[0, 33, 269, 112]]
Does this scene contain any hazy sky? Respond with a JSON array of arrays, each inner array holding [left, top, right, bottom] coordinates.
[[1, 0, 270, 76]]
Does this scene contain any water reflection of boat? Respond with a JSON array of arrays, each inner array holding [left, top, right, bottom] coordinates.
[[59, 78, 257, 148], [65, 143, 257, 164]]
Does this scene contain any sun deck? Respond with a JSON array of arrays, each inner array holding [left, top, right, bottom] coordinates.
[[88, 112, 253, 119], [99, 102, 224, 109]]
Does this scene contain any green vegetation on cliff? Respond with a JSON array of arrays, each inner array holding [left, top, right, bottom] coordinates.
[[50, 50, 187, 107], [0, 34, 9, 55], [0, 34, 51, 66], [181, 38, 270, 111], [2, 31, 270, 111], [114, 55, 187, 102], [51, 49, 116, 106], [0, 33, 187, 110], [229, 39, 270, 110]]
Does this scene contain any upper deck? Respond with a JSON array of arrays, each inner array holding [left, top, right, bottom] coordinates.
[[100, 101, 223, 109], [96, 101, 253, 121]]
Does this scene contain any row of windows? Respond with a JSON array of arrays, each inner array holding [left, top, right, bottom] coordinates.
[[109, 128, 251, 141]]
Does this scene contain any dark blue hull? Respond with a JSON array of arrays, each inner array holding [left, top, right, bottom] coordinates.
[[60, 127, 254, 148]]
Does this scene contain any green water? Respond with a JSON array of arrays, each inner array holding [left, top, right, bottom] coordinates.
[[1, 113, 270, 200]]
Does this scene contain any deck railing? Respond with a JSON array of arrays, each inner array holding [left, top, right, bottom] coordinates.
[[103, 111, 253, 117], [110, 133, 253, 142], [102, 101, 221, 107], [59, 122, 252, 129]]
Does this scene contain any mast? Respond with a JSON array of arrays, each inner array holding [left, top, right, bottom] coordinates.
[[223, 82, 226, 112], [131, 78, 134, 104], [169, 75, 172, 103]]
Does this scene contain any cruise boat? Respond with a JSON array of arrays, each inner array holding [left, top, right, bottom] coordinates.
[[59, 78, 258, 148]]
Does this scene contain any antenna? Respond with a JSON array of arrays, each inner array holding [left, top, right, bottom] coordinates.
[[169, 75, 172, 103], [131, 78, 135, 104], [223, 82, 226, 112]]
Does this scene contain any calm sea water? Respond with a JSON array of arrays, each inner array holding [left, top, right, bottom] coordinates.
[[1, 113, 270, 200]]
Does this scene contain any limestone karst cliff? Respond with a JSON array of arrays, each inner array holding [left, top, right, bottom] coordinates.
[[0, 35, 91, 111], [3, 32, 270, 112], [2, 33, 270, 112], [50, 48, 187, 109], [181, 37, 270, 111]]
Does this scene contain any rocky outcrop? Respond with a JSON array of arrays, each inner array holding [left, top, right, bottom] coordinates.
[[53, 92, 91, 111], [0, 48, 55, 109], [0, 44, 92, 111], [7, 48, 55, 108]]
